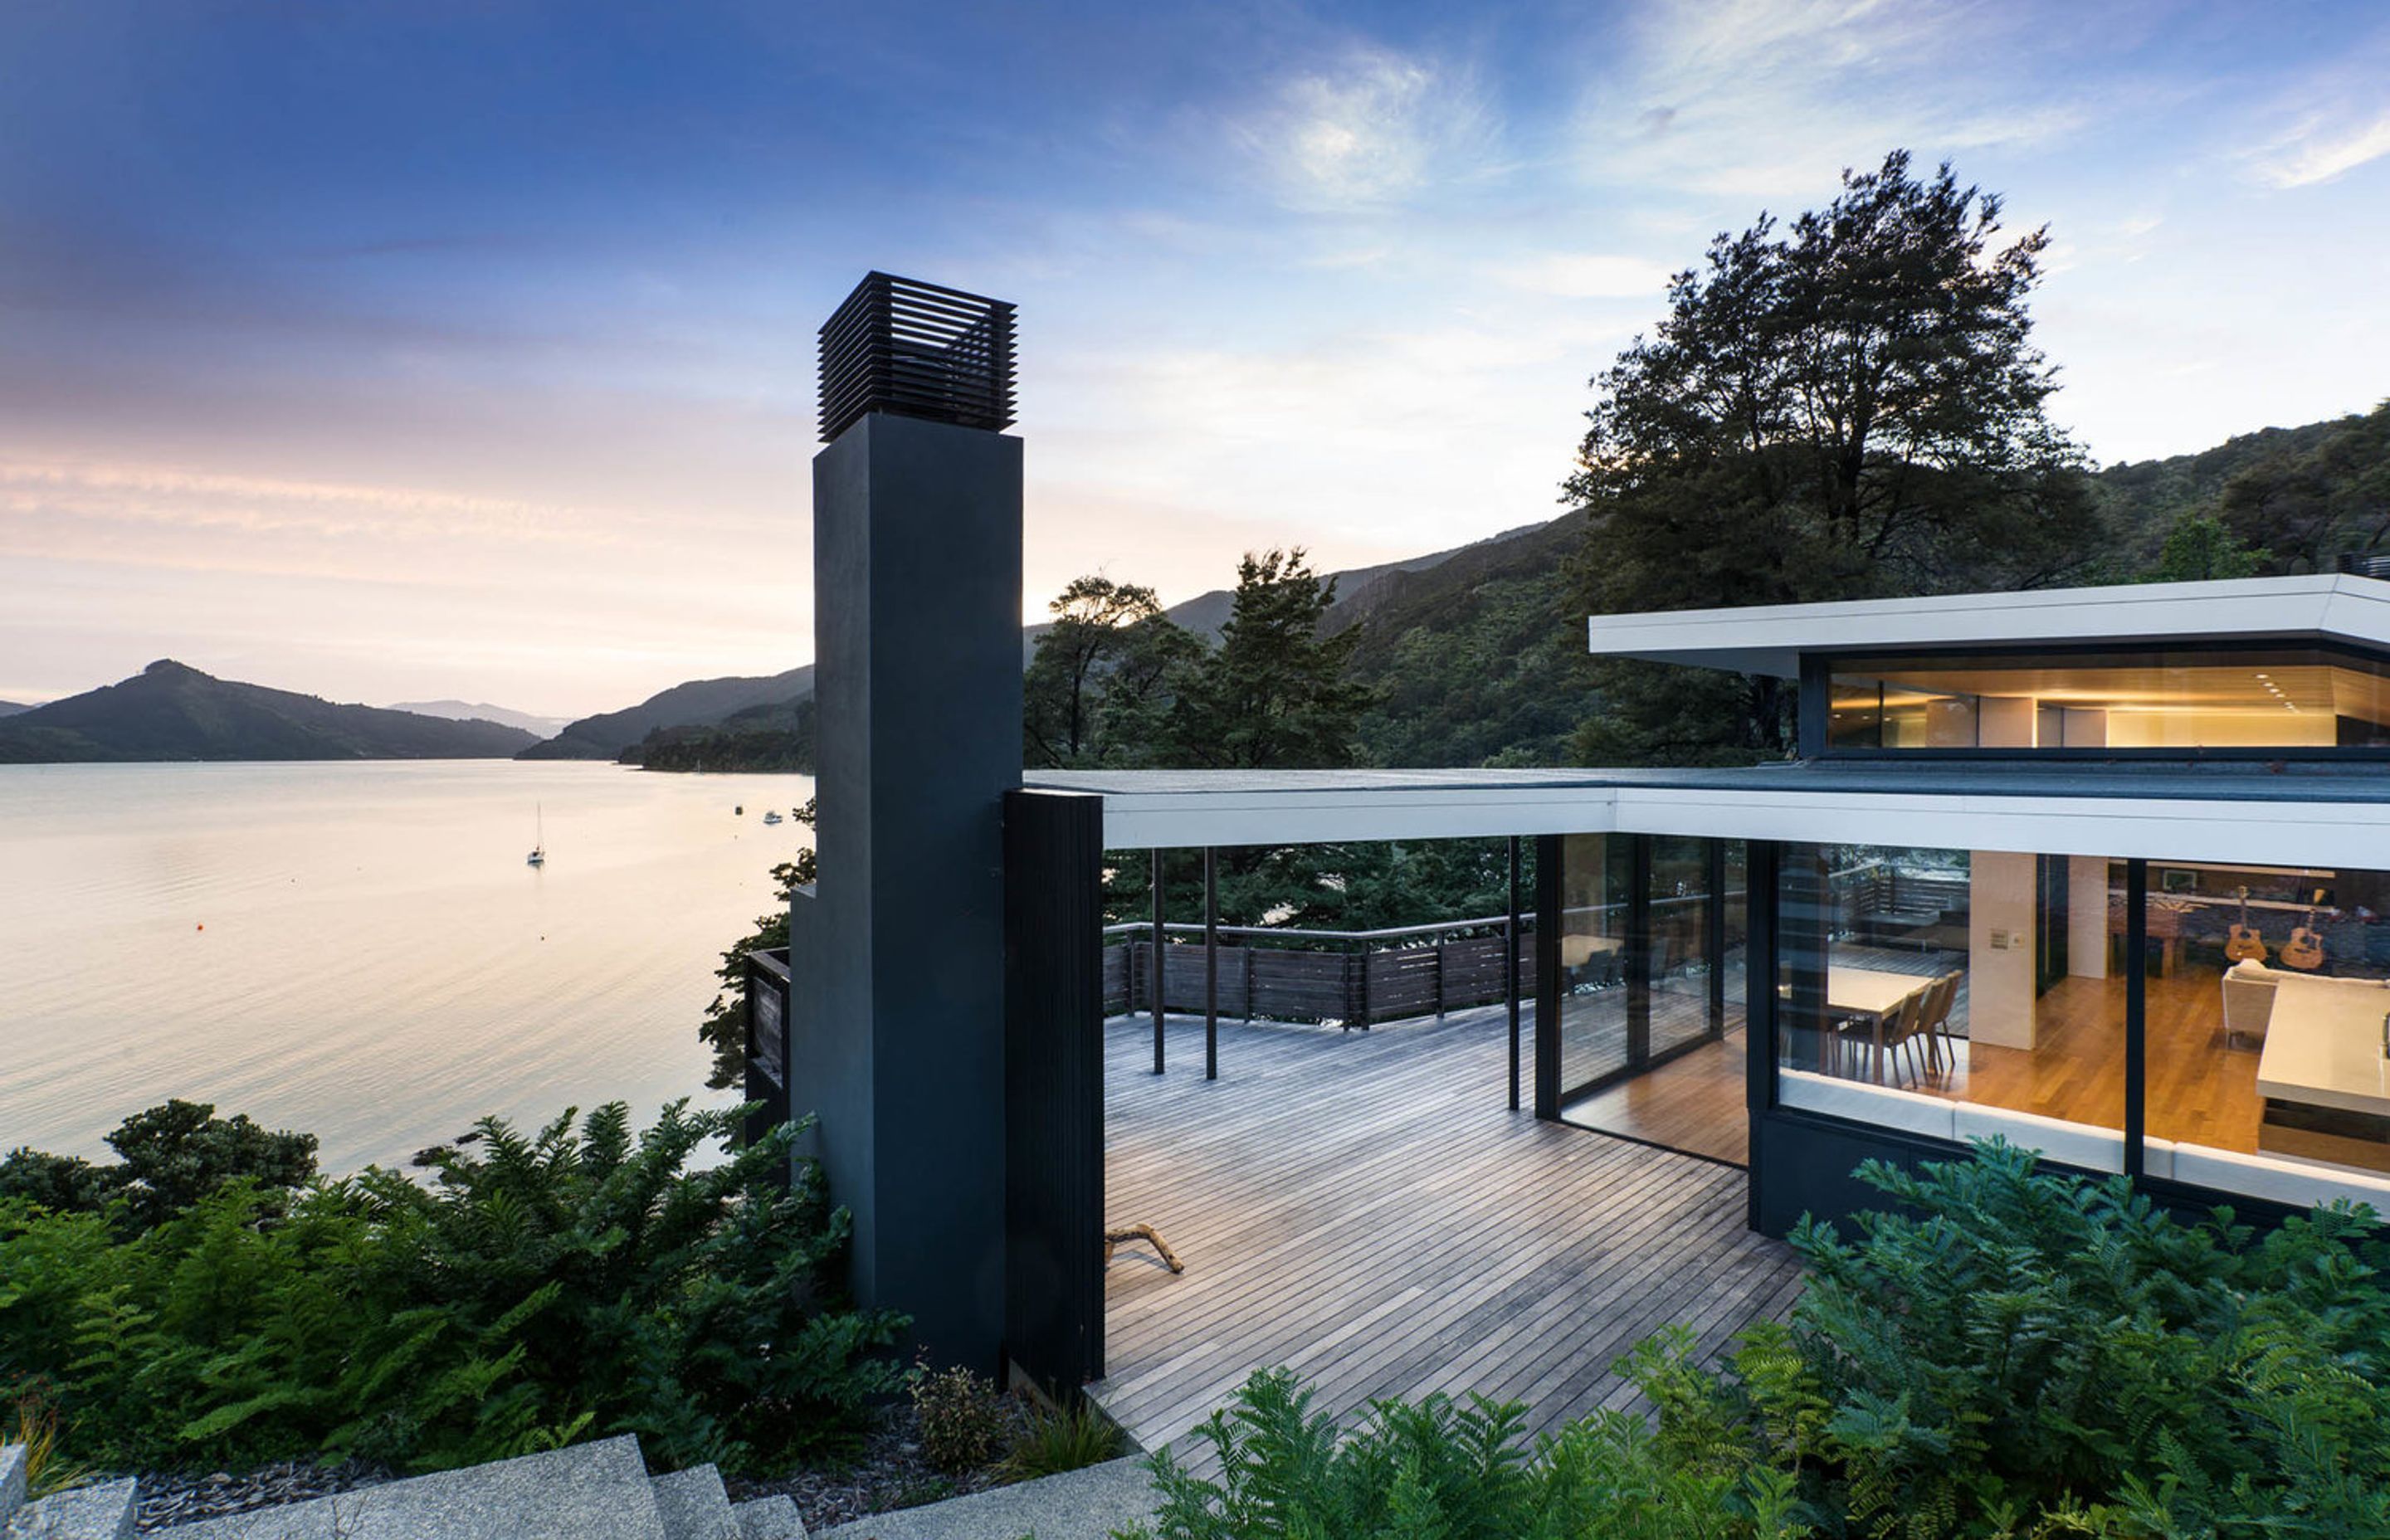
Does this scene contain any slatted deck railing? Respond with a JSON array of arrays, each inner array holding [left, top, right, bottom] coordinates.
[[1103, 916, 1534, 1028]]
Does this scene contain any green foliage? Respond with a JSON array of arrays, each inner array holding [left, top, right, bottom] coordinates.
[[1336, 524, 1603, 769], [1758, 1140, 2390, 1537], [911, 1360, 1007, 1475], [2213, 398, 2390, 574], [1123, 1367, 1803, 1540], [0, 1100, 903, 1477], [1003, 1397, 1126, 1480], [1104, 837, 1532, 933], [1563, 151, 2099, 763], [1167, 549, 1374, 770], [2144, 509, 2267, 582], [1025, 577, 1204, 769], [700, 804, 816, 1090], [1, 1100, 317, 1232], [1116, 1148, 2390, 1540]]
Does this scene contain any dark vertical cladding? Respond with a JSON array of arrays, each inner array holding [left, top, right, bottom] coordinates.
[[802, 271, 1024, 1373], [1003, 790, 1106, 1392], [818, 273, 1017, 442]]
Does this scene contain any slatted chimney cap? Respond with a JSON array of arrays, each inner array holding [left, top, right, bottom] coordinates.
[[817, 271, 1017, 442]]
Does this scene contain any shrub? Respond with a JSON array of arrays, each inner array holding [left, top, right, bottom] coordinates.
[[1128, 1368, 1807, 1540], [0, 1100, 905, 1476], [0, 1100, 316, 1232], [1002, 1397, 1125, 1479], [911, 1360, 1007, 1475]]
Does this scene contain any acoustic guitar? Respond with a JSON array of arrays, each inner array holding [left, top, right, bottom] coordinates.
[[2280, 909, 2326, 971], [2224, 885, 2269, 964]]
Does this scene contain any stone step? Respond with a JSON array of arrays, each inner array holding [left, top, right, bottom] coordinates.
[[730, 1494, 807, 1540], [812, 1457, 1155, 1540], [0, 1446, 26, 1526], [648, 1468, 737, 1540], [4, 1476, 139, 1539], [154, 1436, 669, 1540]]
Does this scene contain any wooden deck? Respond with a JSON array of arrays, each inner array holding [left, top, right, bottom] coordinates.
[[1092, 1002, 1803, 1463]]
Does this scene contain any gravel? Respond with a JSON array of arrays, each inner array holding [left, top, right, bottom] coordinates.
[[723, 1398, 1036, 1536], [115, 1397, 1076, 1536], [130, 1459, 390, 1533]]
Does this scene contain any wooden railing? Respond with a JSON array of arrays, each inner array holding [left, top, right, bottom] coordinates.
[[1102, 916, 1534, 1029]]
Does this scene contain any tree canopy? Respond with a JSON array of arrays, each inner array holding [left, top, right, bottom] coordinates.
[[1022, 575, 1200, 769], [1167, 548, 1374, 770], [1565, 149, 2100, 762]]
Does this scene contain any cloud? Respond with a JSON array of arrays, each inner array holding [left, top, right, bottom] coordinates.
[[1575, 0, 2099, 197], [1490, 252, 1674, 298], [1237, 46, 1505, 212], [2254, 108, 2390, 188]]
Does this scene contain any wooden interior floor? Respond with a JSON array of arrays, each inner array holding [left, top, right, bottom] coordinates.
[[1563, 1025, 1749, 1166], [1944, 966, 2261, 1151], [1095, 1003, 1803, 1469], [1548, 952, 2263, 1163]]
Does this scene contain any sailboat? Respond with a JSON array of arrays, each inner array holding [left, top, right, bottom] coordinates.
[[526, 804, 546, 867]]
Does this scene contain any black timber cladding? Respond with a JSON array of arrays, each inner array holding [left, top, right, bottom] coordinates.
[[1002, 789, 1106, 1391], [818, 272, 1017, 442]]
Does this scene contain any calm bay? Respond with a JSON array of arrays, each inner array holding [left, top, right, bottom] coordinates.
[[0, 760, 815, 1172]]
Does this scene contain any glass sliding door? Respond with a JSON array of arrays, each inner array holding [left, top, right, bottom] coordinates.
[[1556, 833, 1631, 1099], [1554, 833, 1748, 1163]]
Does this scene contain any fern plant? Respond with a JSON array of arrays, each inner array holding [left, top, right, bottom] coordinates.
[[0, 1099, 903, 1477]]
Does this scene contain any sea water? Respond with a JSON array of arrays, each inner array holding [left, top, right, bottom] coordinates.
[[0, 760, 814, 1172]]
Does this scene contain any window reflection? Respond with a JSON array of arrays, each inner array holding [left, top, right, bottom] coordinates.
[[1827, 646, 2390, 752]]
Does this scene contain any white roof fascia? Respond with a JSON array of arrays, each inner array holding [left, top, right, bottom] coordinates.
[[1085, 782, 1619, 850], [1584, 574, 2390, 679], [1077, 779, 2390, 870], [1610, 785, 2390, 870]]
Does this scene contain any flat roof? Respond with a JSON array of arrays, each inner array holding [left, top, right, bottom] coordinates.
[[1022, 762, 2390, 868], [1583, 574, 2390, 678]]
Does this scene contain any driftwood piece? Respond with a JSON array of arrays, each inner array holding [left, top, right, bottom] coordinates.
[[1104, 1222, 1184, 1274]]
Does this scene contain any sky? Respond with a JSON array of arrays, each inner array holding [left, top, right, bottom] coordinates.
[[3, 1, 2388, 716]]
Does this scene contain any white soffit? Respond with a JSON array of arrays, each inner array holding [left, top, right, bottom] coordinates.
[[1584, 575, 2390, 679], [1042, 774, 2390, 870]]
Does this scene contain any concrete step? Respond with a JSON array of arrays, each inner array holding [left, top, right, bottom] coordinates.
[[3, 1476, 139, 1539], [648, 1467, 738, 1540], [730, 1494, 807, 1540], [812, 1457, 1154, 1540], [0, 1446, 25, 1526], [154, 1436, 669, 1540]]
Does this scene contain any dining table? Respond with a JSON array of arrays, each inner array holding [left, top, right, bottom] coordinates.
[[1781, 965, 1936, 1084]]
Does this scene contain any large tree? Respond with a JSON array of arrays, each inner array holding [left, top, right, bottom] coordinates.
[[1565, 150, 2099, 763], [1022, 576, 1200, 768], [1168, 548, 1374, 769]]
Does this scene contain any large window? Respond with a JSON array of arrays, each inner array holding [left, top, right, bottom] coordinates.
[[2141, 861, 2390, 1210], [1768, 845, 2390, 1211], [1826, 645, 2390, 753], [1774, 845, 2126, 1172]]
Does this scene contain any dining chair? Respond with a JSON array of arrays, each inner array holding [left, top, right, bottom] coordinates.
[[1914, 973, 1959, 1079]]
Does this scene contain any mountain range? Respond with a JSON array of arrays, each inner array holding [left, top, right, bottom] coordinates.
[[12, 404, 2376, 769], [0, 661, 541, 763], [390, 699, 571, 739]]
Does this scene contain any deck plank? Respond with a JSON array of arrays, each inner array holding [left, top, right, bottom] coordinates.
[[1091, 1003, 1803, 1464]]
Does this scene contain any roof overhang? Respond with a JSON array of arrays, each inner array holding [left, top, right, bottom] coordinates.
[[1584, 574, 2390, 678], [1022, 765, 2390, 870]]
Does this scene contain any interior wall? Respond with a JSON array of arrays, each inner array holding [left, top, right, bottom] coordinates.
[[2067, 855, 2110, 980], [1969, 850, 2041, 1048]]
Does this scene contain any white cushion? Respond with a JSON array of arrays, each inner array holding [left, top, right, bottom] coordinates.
[[1952, 1103, 2125, 1172], [2168, 1144, 2390, 1210], [1778, 1069, 1956, 1140]]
